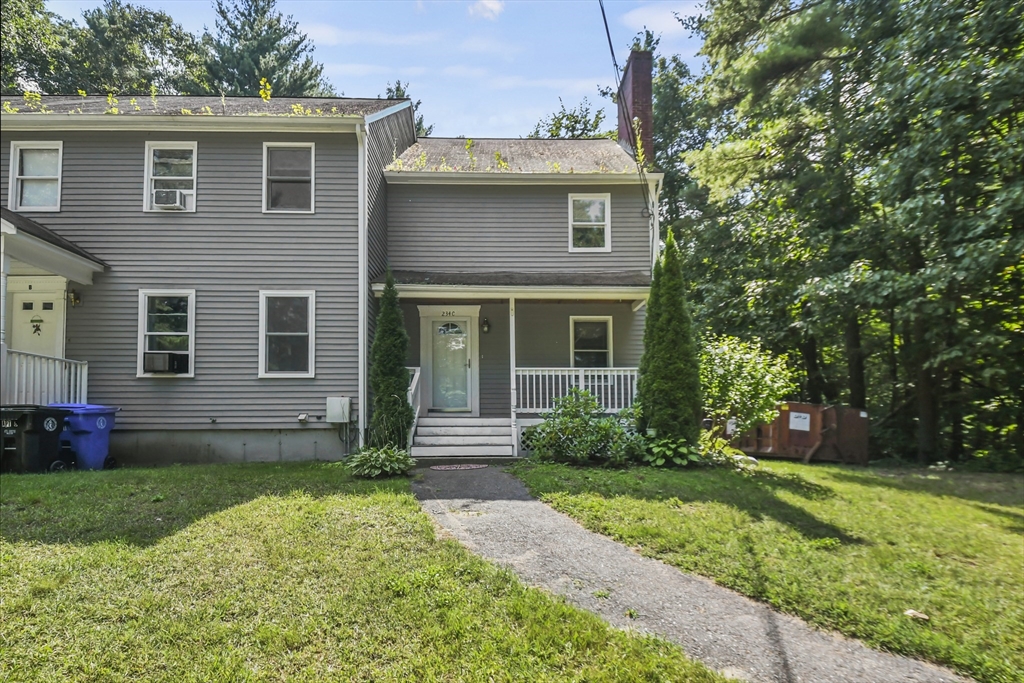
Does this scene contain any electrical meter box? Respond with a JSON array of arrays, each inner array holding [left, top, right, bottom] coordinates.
[[326, 397, 351, 423]]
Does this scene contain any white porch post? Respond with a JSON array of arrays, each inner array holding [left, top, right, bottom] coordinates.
[[509, 296, 517, 456], [1, 233, 9, 398]]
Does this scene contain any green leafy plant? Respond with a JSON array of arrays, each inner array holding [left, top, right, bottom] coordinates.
[[367, 271, 414, 448], [343, 444, 416, 478], [525, 389, 645, 466], [644, 438, 702, 467]]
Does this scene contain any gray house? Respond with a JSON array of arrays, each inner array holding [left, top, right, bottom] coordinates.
[[0, 51, 660, 462]]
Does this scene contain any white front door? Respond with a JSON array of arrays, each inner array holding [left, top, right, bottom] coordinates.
[[431, 318, 471, 411], [419, 305, 480, 415], [11, 289, 65, 358]]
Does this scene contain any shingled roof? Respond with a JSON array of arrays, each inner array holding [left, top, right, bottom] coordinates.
[[387, 138, 642, 174], [4, 95, 405, 118], [1, 207, 107, 267]]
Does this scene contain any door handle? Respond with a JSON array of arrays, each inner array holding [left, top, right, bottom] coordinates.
[[467, 359, 471, 369]]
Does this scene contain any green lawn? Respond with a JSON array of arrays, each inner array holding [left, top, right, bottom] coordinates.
[[0, 463, 724, 683], [511, 460, 1024, 683]]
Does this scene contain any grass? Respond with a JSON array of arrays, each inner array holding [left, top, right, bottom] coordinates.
[[511, 460, 1024, 683], [0, 462, 726, 682]]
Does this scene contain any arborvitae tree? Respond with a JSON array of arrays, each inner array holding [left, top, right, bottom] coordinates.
[[637, 229, 702, 445], [368, 271, 414, 449], [202, 0, 334, 96]]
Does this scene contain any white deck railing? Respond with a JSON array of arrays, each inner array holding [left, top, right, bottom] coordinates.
[[2, 350, 88, 406], [515, 367, 638, 413], [407, 367, 422, 447]]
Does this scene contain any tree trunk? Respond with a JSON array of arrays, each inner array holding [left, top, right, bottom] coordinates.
[[913, 317, 939, 465], [888, 307, 899, 413], [800, 335, 827, 405], [845, 312, 866, 409], [946, 370, 964, 462]]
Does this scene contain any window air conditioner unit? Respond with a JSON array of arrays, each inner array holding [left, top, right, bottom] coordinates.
[[153, 189, 186, 210], [144, 352, 189, 374]]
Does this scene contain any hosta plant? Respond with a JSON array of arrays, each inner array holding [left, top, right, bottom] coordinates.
[[344, 445, 416, 478]]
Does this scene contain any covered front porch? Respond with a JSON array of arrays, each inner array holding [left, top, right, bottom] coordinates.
[[375, 270, 649, 456], [1, 208, 106, 405]]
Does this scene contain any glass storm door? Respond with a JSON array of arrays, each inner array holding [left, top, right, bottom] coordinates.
[[431, 318, 471, 411]]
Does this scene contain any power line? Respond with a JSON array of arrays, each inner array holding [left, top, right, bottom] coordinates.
[[598, 0, 658, 256]]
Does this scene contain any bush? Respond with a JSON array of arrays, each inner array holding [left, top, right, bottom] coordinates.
[[700, 334, 796, 437], [344, 445, 416, 478], [368, 271, 414, 448], [525, 389, 645, 466]]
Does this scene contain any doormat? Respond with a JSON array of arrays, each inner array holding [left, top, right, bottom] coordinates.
[[429, 464, 489, 471]]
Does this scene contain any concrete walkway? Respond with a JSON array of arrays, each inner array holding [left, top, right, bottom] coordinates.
[[412, 465, 968, 683]]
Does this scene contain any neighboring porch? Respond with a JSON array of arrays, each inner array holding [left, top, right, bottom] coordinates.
[[1, 208, 106, 405], [376, 271, 649, 457]]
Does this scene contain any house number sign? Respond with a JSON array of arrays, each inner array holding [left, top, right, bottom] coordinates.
[[440, 310, 457, 317]]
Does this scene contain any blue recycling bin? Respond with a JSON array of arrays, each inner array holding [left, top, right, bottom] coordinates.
[[48, 403, 120, 470]]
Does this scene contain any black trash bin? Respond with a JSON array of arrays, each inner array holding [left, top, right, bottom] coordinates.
[[1, 405, 75, 473]]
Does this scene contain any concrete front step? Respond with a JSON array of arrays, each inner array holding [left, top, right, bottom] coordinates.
[[417, 425, 511, 436], [414, 435, 514, 446], [411, 444, 515, 457], [418, 417, 511, 427]]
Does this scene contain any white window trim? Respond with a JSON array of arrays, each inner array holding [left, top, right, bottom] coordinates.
[[262, 142, 316, 214], [143, 141, 198, 213], [137, 289, 196, 378], [568, 193, 611, 253], [8, 140, 63, 212], [569, 315, 614, 368], [259, 290, 316, 378]]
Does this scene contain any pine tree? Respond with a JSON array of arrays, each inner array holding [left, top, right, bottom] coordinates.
[[368, 271, 414, 449], [636, 229, 702, 445], [202, 0, 334, 97]]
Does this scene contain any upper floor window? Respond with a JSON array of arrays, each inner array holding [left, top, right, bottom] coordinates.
[[568, 193, 611, 253], [9, 141, 62, 211], [259, 290, 315, 377], [570, 316, 612, 368], [263, 143, 314, 213], [145, 142, 196, 212], [138, 289, 195, 377]]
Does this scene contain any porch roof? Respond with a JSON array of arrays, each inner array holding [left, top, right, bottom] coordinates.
[[372, 270, 651, 300], [1, 208, 107, 284]]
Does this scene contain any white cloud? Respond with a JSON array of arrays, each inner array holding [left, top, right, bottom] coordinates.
[[620, 2, 701, 37], [323, 63, 427, 79], [304, 24, 440, 47], [468, 0, 505, 21]]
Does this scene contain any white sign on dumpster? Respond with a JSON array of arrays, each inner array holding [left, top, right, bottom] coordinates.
[[789, 411, 811, 431]]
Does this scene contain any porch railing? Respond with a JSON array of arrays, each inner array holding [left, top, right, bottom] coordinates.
[[2, 350, 88, 406], [515, 368, 638, 414], [407, 367, 422, 447]]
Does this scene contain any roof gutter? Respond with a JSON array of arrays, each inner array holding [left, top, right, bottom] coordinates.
[[0, 113, 363, 133], [371, 282, 650, 300], [384, 171, 665, 185]]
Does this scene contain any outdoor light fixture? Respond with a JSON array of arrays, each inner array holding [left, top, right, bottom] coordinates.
[[67, 289, 82, 307], [297, 413, 309, 423], [481, 318, 491, 333]]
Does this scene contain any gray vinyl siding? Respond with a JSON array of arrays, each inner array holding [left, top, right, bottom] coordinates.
[[365, 108, 416, 283], [515, 301, 645, 368], [1, 130, 359, 431], [387, 183, 652, 273]]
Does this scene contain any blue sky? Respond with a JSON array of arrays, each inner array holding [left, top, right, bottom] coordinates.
[[47, 0, 704, 137]]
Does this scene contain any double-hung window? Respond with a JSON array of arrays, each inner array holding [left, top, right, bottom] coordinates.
[[144, 142, 197, 211], [263, 143, 314, 212], [259, 291, 315, 377], [570, 316, 612, 368], [138, 290, 195, 377], [9, 141, 62, 211], [568, 193, 611, 252]]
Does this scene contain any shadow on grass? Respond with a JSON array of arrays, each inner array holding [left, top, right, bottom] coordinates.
[[513, 463, 863, 545], [0, 461, 409, 547], [971, 503, 1024, 534], [825, 469, 1024, 509]]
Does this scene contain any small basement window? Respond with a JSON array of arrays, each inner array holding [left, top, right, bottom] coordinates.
[[259, 291, 315, 377], [138, 290, 195, 377], [570, 316, 612, 368], [264, 144, 314, 212], [10, 141, 62, 211], [568, 193, 611, 252], [145, 142, 197, 211]]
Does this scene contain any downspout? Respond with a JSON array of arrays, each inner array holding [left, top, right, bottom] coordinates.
[[356, 123, 368, 447], [649, 178, 661, 270]]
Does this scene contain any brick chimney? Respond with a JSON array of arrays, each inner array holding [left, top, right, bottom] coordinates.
[[617, 50, 653, 164]]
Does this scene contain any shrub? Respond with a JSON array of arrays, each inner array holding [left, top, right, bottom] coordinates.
[[344, 445, 416, 478], [636, 229, 701, 446], [368, 271, 414, 448], [700, 334, 796, 437], [525, 388, 645, 466]]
